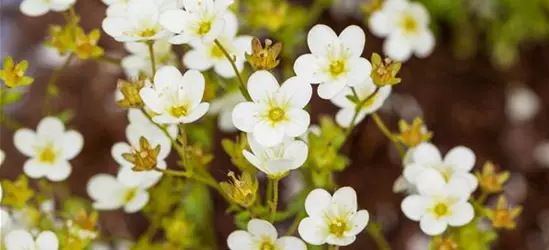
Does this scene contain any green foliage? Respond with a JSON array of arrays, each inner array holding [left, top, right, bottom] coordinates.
[[222, 134, 257, 173], [0, 88, 24, 106]]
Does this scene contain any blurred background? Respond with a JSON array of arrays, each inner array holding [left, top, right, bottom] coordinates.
[[1, 0, 549, 249]]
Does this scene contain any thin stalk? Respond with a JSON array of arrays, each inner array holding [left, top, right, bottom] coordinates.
[[371, 113, 405, 158], [343, 88, 380, 138], [366, 222, 391, 250], [214, 39, 252, 101], [154, 167, 220, 192], [43, 53, 74, 115], [147, 42, 157, 75], [286, 211, 305, 236], [270, 178, 279, 222]]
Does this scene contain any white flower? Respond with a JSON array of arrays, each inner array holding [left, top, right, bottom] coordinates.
[[20, 0, 75, 17], [232, 71, 312, 147], [505, 85, 540, 124], [111, 122, 171, 187], [87, 172, 154, 213], [298, 187, 369, 246], [403, 143, 478, 193], [103, 0, 180, 17], [102, 0, 172, 42], [293, 24, 372, 99], [4, 230, 59, 250], [122, 39, 176, 78], [227, 219, 306, 250], [330, 81, 392, 128], [242, 134, 308, 178], [209, 91, 245, 132], [14, 117, 84, 182], [368, 0, 435, 61], [401, 169, 474, 236], [159, 0, 232, 44], [139, 66, 210, 124], [183, 12, 252, 78], [127, 109, 178, 139]]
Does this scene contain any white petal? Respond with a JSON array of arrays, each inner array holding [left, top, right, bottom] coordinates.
[[383, 33, 413, 62], [140, 88, 163, 114], [154, 65, 182, 90], [348, 209, 369, 235], [253, 121, 284, 147], [308, 24, 338, 56], [330, 87, 354, 108], [276, 236, 307, 250], [412, 30, 435, 58], [332, 186, 358, 213], [14, 129, 37, 157], [227, 231, 253, 250], [338, 25, 365, 58], [446, 175, 476, 199], [20, 0, 49, 16], [127, 1, 159, 29], [61, 130, 84, 160], [247, 71, 280, 102], [317, 79, 347, 99], [36, 231, 59, 249], [283, 109, 310, 137], [277, 76, 313, 109], [87, 174, 125, 210], [419, 214, 447, 236], [335, 108, 356, 128], [283, 140, 308, 169], [415, 169, 446, 197], [181, 103, 209, 123], [247, 219, 277, 241], [361, 86, 391, 114], [443, 146, 476, 172], [45, 160, 72, 182], [368, 12, 392, 37], [181, 69, 205, 107], [298, 217, 328, 245], [346, 57, 372, 87], [111, 143, 131, 167], [242, 150, 262, 171], [23, 159, 48, 179], [447, 202, 474, 226], [4, 230, 34, 249], [221, 11, 238, 39], [412, 143, 442, 165], [169, 33, 192, 44], [159, 9, 187, 33], [102, 17, 133, 38], [266, 159, 295, 175], [183, 49, 214, 71], [117, 164, 163, 189], [214, 60, 239, 78], [37, 116, 65, 138], [232, 102, 259, 132], [124, 189, 149, 213], [326, 235, 356, 246], [402, 163, 426, 185], [305, 188, 332, 218], [401, 195, 427, 221], [293, 54, 324, 84]]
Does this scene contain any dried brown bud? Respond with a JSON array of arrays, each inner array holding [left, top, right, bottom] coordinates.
[[245, 38, 282, 70]]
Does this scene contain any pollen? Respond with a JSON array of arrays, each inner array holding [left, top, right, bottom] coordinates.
[[329, 60, 346, 77], [38, 145, 57, 164], [259, 240, 275, 250], [267, 107, 285, 122], [123, 188, 138, 203], [169, 104, 189, 118], [401, 14, 418, 34], [210, 45, 224, 58], [328, 218, 348, 237], [138, 28, 158, 38], [433, 203, 449, 218], [197, 21, 212, 35]]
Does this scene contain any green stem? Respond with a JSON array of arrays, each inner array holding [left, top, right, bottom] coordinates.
[[147, 42, 157, 75], [154, 167, 219, 191], [214, 39, 252, 101], [371, 113, 405, 158], [286, 211, 305, 236], [477, 191, 488, 205], [266, 178, 273, 207], [366, 222, 391, 250], [43, 53, 74, 115], [270, 178, 279, 222], [343, 87, 380, 139]]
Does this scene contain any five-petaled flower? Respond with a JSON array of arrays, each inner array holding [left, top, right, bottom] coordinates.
[[294, 24, 372, 99], [368, 0, 435, 61], [227, 219, 307, 250], [0, 56, 34, 88], [401, 169, 475, 236], [4, 229, 59, 250], [159, 0, 233, 44], [232, 70, 312, 147], [485, 195, 522, 230], [14, 117, 84, 182], [183, 12, 252, 78], [87, 172, 154, 213], [139, 66, 210, 124], [298, 187, 370, 246]]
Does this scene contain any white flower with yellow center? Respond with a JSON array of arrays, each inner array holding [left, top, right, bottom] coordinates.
[[122, 39, 176, 78], [208, 91, 245, 132], [227, 219, 307, 250], [4, 229, 59, 250], [232, 71, 312, 147], [403, 142, 478, 193], [401, 169, 475, 236], [14, 117, 83, 182], [183, 12, 252, 78], [159, 0, 232, 44], [139, 66, 210, 124], [87, 171, 154, 213], [242, 134, 308, 178], [102, 0, 172, 42], [298, 187, 370, 246], [293, 24, 372, 100], [20, 0, 75, 17], [330, 80, 392, 128], [368, 0, 434, 61]]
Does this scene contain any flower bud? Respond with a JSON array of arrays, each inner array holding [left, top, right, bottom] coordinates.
[[121, 136, 161, 171], [0, 56, 34, 88], [220, 171, 258, 208], [432, 236, 459, 250], [370, 53, 402, 87], [485, 195, 522, 230], [475, 161, 509, 194], [116, 79, 145, 109], [395, 117, 432, 147], [1, 175, 34, 209], [245, 38, 282, 70]]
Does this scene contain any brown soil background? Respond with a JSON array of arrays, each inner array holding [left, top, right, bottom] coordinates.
[[1, 0, 548, 249]]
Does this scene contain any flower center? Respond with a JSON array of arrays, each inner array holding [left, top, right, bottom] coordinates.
[[137, 28, 158, 38], [197, 21, 212, 35], [210, 45, 224, 59], [169, 104, 189, 118], [38, 145, 57, 164], [328, 218, 348, 237], [400, 14, 418, 34], [267, 107, 285, 122], [123, 188, 138, 203], [329, 60, 346, 77], [432, 203, 449, 218], [259, 240, 276, 250]]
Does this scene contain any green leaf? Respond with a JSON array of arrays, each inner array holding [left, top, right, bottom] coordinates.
[[345, 94, 359, 104], [0, 88, 24, 106]]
